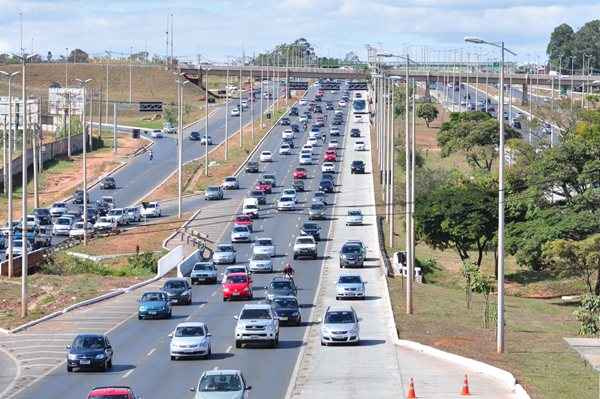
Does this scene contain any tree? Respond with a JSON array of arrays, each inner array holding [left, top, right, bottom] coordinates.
[[574, 295, 600, 336], [68, 49, 89, 63], [571, 20, 600, 71], [47, 51, 53, 62], [437, 112, 521, 172], [414, 176, 497, 268], [416, 103, 439, 127], [547, 23, 575, 69], [344, 51, 360, 64], [163, 105, 177, 126], [542, 234, 600, 295]]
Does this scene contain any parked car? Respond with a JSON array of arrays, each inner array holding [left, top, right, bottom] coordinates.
[[66, 334, 113, 372], [169, 322, 212, 360], [138, 291, 171, 319]]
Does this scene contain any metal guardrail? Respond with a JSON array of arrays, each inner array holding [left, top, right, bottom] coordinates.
[[376, 216, 394, 278]]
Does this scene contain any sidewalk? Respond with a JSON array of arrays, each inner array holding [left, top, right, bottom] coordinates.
[[287, 92, 519, 399]]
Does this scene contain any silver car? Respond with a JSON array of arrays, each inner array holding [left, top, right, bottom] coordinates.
[[213, 244, 237, 264], [321, 305, 360, 346], [170, 322, 211, 360], [336, 274, 365, 300], [308, 203, 326, 220], [125, 207, 142, 223], [230, 225, 251, 242], [190, 261, 218, 284], [248, 252, 273, 273], [221, 176, 239, 190], [252, 238, 275, 257], [346, 209, 363, 226], [190, 369, 250, 399]]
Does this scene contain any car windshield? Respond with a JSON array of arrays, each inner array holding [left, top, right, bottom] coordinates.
[[225, 177, 236, 182], [342, 245, 362, 254], [226, 268, 245, 274], [256, 239, 272, 246], [142, 292, 165, 302], [164, 281, 186, 289], [56, 218, 71, 225], [325, 311, 356, 324], [297, 237, 314, 245], [73, 222, 84, 229], [273, 298, 298, 308], [339, 276, 362, 284], [314, 193, 325, 198], [349, 211, 362, 216], [175, 326, 205, 337], [227, 275, 248, 284], [252, 253, 270, 261], [52, 203, 66, 208], [264, 175, 275, 180], [240, 309, 271, 319], [207, 187, 220, 192], [271, 281, 292, 290], [311, 204, 324, 210], [198, 374, 242, 392], [217, 245, 234, 252], [194, 264, 213, 271], [72, 335, 105, 350], [233, 226, 248, 233]]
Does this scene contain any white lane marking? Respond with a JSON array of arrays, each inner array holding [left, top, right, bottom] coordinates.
[[199, 304, 206, 309], [185, 315, 192, 321], [211, 291, 217, 297], [147, 348, 156, 357], [226, 345, 232, 353], [122, 369, 135, 379]]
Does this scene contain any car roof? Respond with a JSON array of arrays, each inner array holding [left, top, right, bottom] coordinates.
[[228, 272, 249, 277], [271, 276, 292, 283], [89, 386, 132, 396], [202, 369, 242, 377], [242, 303, 272, 310], [165, 278, 188, 283], [326, 305, 355, 313], [175, 321, 206, 328]]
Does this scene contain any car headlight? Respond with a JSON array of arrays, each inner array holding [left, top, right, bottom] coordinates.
[[68, 354, 78, 360], [95, 353, 105, 359], [139, 306, 147, 311]]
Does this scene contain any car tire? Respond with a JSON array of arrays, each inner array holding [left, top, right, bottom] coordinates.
[[206, 346, 212, 359], [138, 314, 142, 320], [171, 355, 176, 361], [67, 366, 72, 372], [235, 340, 241, 349], [167, 311, 172, 318], [293, 254, 298, 260], [107, 358, 112, 369], [321, 340, 327, 347], [336, 296, 340, 300]]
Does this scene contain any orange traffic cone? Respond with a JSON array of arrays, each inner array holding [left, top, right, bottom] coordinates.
[[461, 374, 471, 396], [407, 378, 417, 399]]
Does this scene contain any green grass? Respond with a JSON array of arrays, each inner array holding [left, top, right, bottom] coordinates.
[[388, 280, 598, 399]]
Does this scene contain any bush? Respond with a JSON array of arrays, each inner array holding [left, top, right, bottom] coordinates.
[[127, 252, 157, 274], [574, 295, 600, 336]]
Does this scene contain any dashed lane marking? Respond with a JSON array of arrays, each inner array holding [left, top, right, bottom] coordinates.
[[122, 369, 135, 379]]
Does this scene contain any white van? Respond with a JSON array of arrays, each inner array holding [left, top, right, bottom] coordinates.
[[242, 198, 259, 219]]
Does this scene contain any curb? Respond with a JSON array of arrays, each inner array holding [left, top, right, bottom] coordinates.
[[9, 275, 159, 334]]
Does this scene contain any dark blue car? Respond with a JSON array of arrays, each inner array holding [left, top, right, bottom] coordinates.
[[138, 291, 172, 319]]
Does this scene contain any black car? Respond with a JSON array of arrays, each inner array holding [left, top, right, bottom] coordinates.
[[66, 334, 113, 372], [314, 96, 322, 102], [32, 208, 52, 226], [72, 190, 89, 204], [162, 278, 192, 305], [266, 277, 298, 301], [100, 177, 116, 190], [290, 107, 299, 116], [95, 200, 110, 216], [350, 128, 361, 138], [339, 241, 366, 268], [280, 117, 291, 126], [245, 161, 259, 173], [291, 124, 300, 133], [314, 105, 322, 114], [83, 207, 97, 224], [282, 137, 295, 148], [189, 131, 201, 141], [332, 117, 343, 126], [351, 160, 365, 174], [325, 103, 334, 110], [319, 179, 334, 193], [301, 222, 321, 240], [293, 179, 305, 192], [271, 296, 301, 326], [249, 190, 267, 205]]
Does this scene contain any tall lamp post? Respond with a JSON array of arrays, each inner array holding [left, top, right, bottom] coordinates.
[[75, 78, 93, 246], [465, 36, 516, 354], [175, 72, 188, 218], [204, 68, 210, 176], [0, 71, 20, 278]]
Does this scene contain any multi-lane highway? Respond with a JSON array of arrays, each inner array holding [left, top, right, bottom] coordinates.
[[14, 84, 350, 398]]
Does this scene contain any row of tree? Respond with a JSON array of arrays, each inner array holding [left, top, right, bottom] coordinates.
[[547, 19, 600, 71]]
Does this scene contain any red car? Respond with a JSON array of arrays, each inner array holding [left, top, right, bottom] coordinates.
[[222, 272, 253, 301], [88, 386, 137, 399], [324, 151, 337, 162], [255, 180, 272, 194], [234, 215, 253, 232], [293, 167, 307, 179]]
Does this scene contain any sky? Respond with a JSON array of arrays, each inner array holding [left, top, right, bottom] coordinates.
[[0, 0, 599, 64]]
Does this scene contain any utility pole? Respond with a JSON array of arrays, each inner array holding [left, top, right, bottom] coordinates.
[[76, 78, 92, 247], [250, 66, 254, 143], [21, 51, 28, 318], [113, 103, 117, 153], [239, 64, 243, 148], [389, 79, 395, 248], [225, 67, 229, 161], [405, 55, 413, 315], [65, 47, 69, 87], [105, 63, 110, 120], [67, 92, 72, 157], [129, 46, 133, 103], [204, 69, 209, 176], [260, 59, 264, 128]]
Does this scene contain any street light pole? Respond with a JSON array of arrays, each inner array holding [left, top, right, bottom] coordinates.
[[204, 69, 209, 176], [225, 67, 229, 161], [239, 64, 243, 148], [75, 78, 92, 246], [250, 66, 255, 143], [405, 55, 412, 315]]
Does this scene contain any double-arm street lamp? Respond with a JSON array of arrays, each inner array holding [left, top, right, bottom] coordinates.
[[465, 36, 516, 354], [75, 78, 93, 246]]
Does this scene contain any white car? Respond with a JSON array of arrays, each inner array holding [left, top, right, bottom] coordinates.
[[231, 225, 251, 242], [94, 216, 117, 232], [299, 154, 312, 165], [253, 238, 275, 257], [299, 99, 308, 106], [26, 214, 37, 229], [69, 221, 94, 238], [309, 130, 321, 140], [346, 209, 364, 226], [354, 141, 366, 151], [328, 140, 338, 149], [330, 127, 341, 136], [190, 261, 218, 284], [234, 304, 279, 348], [282, 129, 294, 139], [231, 108, 240, 117], [322, 162, 335, 173], [279, 144, 291, 155], [107, 208, 129, 226], [213, 244, 237, 264], [281, 189, 297, 202], [12, 239, 33, 256], [307, 137, 319, 147], [320, 305, 360, 345], [336, 274, 366, 300], [151, 129, 164, 138], [169, 322, 212, 360], [299, 115, 308, 123], [141, 201, 161, 218], [50, 202, 68, 218], [200, 136, 213, 145], [52, 216, 74, 236], [125, 207, 142, 223], [260, 151, 273, 162], [293, 235, 317, 259], [277, 196, 296, 211], [221, 176, 239, 190], [248, 252, 273, 273], [338, 100, 347, 107]]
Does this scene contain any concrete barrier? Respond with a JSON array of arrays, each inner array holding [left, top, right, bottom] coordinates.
[[157, 245, 184, 277], [178, 249, 201, 278]]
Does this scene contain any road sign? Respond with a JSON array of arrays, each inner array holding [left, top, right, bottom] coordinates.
[[139, 101, 163, 112], [289, 81, 309, 90], [348, 81, 368, 90]]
